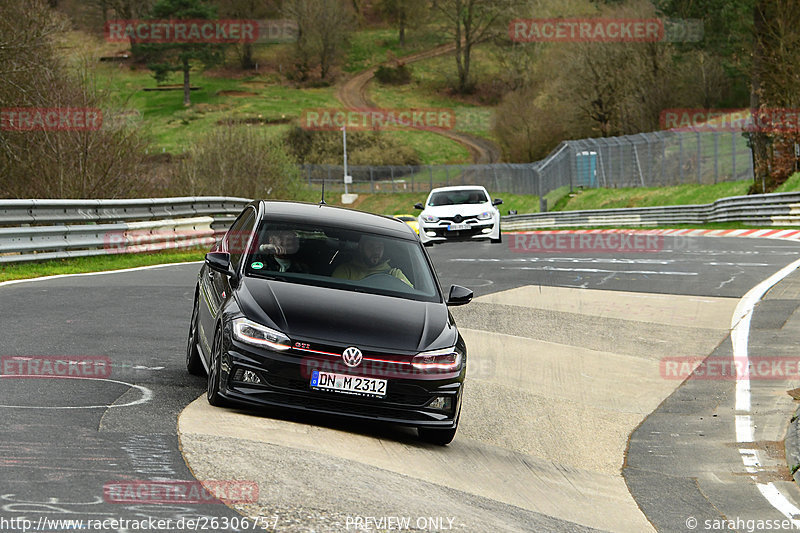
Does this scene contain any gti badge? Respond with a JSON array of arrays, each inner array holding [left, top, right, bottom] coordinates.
[[342, 346, 363, 367]]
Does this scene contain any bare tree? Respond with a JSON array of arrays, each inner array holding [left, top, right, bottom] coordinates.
[[378, 0, 427, 47], [283, 0, 355, 81], [0, 1, 154, 199], [215, 0, 280, 69], [432, 0, 518, 93], [170, 126, 301, 199]]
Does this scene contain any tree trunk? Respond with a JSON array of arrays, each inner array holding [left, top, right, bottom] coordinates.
[[241, 43, 255, 70], [183, 58, 191, 107], [399, 10, 406, 47], [751, 0, 769, 193]]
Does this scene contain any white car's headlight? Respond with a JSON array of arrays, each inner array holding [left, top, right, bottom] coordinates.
[[233, 318, 291, 351], [412, 346, 462, 371], [477, 211, 492, 220], [421, 214, 439, 223]]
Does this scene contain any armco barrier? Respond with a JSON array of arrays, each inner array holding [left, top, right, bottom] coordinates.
[[2, 192, 798, 263], [502, 192, 800, 230], [0, 197, 250, 263]]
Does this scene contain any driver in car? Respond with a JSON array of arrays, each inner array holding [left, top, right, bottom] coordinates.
[[332, 235, 412, 286], [259, 229, 309, 273]]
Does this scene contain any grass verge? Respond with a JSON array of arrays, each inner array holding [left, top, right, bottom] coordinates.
[[0, 248, 206, 283], [555, 182, 752, 211]]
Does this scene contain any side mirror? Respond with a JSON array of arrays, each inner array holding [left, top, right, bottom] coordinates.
[[206, 251, 235, 276], [492, 198, 503, 206], [446, 285, 473, 306], [414, 202, 424, 210]]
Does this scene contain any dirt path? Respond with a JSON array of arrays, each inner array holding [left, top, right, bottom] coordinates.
[[335, 43, 502, 164]]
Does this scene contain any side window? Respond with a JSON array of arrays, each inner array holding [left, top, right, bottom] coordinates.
[[225, 208, 257, 271]]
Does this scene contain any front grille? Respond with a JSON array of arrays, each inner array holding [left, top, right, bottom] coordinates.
[[438, 215, 478, 223]]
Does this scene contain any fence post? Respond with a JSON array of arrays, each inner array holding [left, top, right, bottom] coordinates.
[[732, 132, 736, 180], [369, 166, 374, 193], [696, 131, 702, 184], [713, 132, 719, 184], [391, 166, 395, 192], [428, 165, 433, 190], [679, 132, 685, 184]]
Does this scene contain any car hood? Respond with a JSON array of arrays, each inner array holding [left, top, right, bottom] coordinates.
[[422, 203, 494, 218], [236, 276, 456, 353]]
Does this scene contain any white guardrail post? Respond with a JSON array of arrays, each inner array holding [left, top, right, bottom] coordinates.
[[0, 197, 251, 264]]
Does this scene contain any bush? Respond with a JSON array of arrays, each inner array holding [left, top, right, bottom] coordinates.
[[374, 64, 412, 85], [284, 127, 421, 166], [169, 127, 301, 199]]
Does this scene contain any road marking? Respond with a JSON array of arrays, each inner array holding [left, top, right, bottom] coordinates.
[[0, 376, 152, 409], [732, 257, 800, 525]]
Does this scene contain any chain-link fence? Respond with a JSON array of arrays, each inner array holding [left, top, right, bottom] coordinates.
[[302, 130, 755, 200]]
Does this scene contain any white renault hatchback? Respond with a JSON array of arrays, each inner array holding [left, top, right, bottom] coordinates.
[[414, 185, 503, 245]]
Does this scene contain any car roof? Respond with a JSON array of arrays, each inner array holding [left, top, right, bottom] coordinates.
[[427, 185, 489, 194], [256, 200, 416, 239]]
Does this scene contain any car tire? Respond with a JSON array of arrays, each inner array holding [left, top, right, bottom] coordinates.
[[207, 326, 229, 407], [491, 232, 502, 244], [423, 241, 433, 247], [186, 289, 205, 376]]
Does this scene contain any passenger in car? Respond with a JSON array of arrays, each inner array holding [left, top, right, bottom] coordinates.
[[259, 229, 309, 273], [332, 235, 412, 286]]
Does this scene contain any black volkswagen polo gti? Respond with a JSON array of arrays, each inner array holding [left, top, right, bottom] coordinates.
[[186, 200, 473, 445]]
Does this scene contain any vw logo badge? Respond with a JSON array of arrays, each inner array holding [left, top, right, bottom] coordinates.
[[342, 346, 363, 367]]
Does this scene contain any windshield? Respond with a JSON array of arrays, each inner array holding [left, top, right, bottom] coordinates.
[[428, 189, 489, 206], [244, 220, 441, 303]]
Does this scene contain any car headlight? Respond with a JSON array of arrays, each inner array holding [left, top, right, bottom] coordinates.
[[421, 214, 439, 223], [233, 318, 291, 351], [477, 211, 492, 220], [412, 346, 462, 371]]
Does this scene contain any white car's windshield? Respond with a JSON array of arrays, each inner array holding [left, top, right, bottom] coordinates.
[[428, 189, 489, 206]]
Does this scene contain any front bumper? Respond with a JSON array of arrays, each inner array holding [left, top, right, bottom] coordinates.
[[419, 220, 498, 243], [217, 337, 464, 428]]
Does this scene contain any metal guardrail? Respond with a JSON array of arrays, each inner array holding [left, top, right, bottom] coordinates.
[[0, 197, 250, 264], [502, 192, 800, 230], [3, 192, 798, 263]]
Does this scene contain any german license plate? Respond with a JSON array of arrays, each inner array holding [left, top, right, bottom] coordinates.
[[448, 223, 469, 231], [310, 370, 387, 398]]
